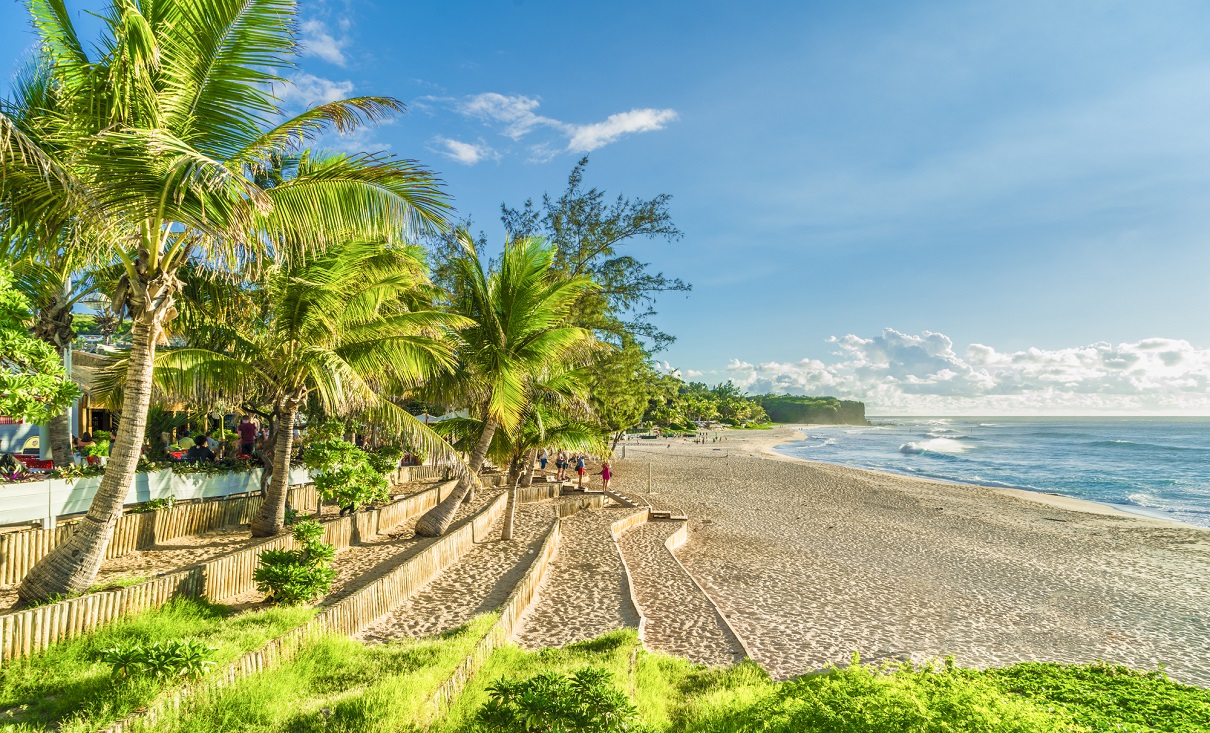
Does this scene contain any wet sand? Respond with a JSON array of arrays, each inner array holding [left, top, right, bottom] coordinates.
[[613, 427, 1210, 685]]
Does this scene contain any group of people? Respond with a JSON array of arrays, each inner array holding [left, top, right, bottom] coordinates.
[[536, 449, 612, 491]]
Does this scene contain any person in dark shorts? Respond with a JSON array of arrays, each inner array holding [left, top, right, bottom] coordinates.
[[237, 416, 257, 455]]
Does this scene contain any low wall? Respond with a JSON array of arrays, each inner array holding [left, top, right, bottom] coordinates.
[[608, 509, 650, 643], [0, 484, 318, 587], [515, 484, 561, 504], [103, 490, 508, 733], [555, 494, 605, 517], [0, 481, 454, 665], [426, 514, 562, 720], [661, 523, 753, 660]]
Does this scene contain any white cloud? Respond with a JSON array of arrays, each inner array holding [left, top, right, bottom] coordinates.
[[277, 72, 354, 108], [431, 136, 498, 165], [431, 92, 677, 158], [723, 329, 1210, 415], [300, 19, 348, 66], [566, 108, 680, 153]]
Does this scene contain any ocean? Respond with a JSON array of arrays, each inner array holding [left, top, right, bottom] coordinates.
[[775, 417, 1210, 529]]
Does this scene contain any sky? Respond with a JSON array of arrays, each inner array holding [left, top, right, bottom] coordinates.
[[3, 0, 1210, 414]]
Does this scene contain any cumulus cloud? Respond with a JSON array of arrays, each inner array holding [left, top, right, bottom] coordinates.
[[277, 72, 354, 108], [427, 92, 677, 159], [300, 19, 349, 65], [723, 329, 1210, 415], [431, 136, 498, 165]]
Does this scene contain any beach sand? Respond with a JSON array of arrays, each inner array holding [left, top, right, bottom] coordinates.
[[613, 427, 1210, 685]]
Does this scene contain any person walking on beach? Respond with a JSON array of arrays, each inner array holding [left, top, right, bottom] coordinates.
[[539, 448, 548, 472], [557, 450, 568, 481], [599, 461, 612, 493], [576, 454, 586, 489]]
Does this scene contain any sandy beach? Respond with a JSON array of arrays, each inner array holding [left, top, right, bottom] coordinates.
[[612, 426, 1210, 685]]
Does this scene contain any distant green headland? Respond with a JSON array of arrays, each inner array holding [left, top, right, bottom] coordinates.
[[758, 395, 869, 425]]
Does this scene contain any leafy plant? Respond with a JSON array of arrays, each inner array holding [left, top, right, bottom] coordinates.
[[475, 666, 648, 733], [101, 639, 216, 680], [128, 497, 174, 514], [254, 520, 337, 605], [304, 439, 390, 510], [367, 446, 403, 474]]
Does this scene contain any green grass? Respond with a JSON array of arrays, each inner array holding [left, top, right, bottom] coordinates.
[[434, 629, 641, 733], [147, 613, 497, 733], [0, 598, 315, 733], [88, 574, 155, 593], [724, 423, 774, 431], [6, 603, 1204, 733]]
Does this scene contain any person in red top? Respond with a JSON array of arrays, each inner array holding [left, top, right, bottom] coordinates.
[[237, 416, 258, 456]]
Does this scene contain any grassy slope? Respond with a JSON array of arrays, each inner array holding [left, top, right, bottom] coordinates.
[[147, 613, 496, 733], [3, 602, 1206, 733], [0, 598, 314, 733]]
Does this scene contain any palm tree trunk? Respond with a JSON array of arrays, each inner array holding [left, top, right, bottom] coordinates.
[[502, 470, 519, 541], [17, 316, 157, 604], [415, 416, 496, 537], [251, 401, 299, 537], [47, 409, 73, 468], [520, 449, 536, 487]]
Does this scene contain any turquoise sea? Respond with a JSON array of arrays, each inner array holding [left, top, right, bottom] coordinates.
[[775, 417, 1210, 529]]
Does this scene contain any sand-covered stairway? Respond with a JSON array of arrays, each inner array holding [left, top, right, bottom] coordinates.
[[513, 507, 642, 649], [357, 501, 555, 641], [617, 520, 747, 666]]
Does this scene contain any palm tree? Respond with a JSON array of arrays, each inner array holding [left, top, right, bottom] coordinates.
[[413, 234, 597, 537], [117, 240, 468, 536], [13, 0, 448, 605]]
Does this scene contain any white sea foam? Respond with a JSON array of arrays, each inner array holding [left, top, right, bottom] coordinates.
[[899, 437, 969, 455]]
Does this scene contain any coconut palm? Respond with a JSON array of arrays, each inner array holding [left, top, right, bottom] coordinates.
[[108, 240, 468, 536], [14, 0, 448, 605], [413, 234, 597, 537]]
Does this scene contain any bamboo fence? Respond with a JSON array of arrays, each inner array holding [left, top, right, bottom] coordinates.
[[0, 484, 319, 586], [103, 490, 508, 733], [0, 482, 452, 665]]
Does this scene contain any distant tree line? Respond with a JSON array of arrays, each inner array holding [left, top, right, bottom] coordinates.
[[758, 395, 868, 425]]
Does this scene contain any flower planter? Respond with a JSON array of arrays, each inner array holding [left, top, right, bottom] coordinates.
[[288, 466, 313, 486], [131, 469, 174, 504]]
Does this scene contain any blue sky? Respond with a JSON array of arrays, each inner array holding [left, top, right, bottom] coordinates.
[[4, 0, 1210, 413]]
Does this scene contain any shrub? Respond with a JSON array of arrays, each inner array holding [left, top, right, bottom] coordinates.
[[367, 445, 403, 474], [254, 519, 337, 605], [304, 439, 390, 510], [475, 666, 650, 733], [101, 639, 216, 680]]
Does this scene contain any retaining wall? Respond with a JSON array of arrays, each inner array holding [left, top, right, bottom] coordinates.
[[0, 481, 454, 665], [103, 490, 508, 733], [608, 509, 650, 643], [0, 485, 319, 586]]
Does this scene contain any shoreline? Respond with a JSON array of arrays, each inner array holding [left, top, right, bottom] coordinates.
[[760, 424, 1204, 531], [613, 426, 1210, 684]]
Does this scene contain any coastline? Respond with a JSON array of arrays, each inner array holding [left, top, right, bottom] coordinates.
[[762, 424, 1203, 530], [612, 426, 1210, 685]]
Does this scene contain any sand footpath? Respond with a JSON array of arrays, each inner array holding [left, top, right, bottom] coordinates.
[[613, 427, 1210, 685]]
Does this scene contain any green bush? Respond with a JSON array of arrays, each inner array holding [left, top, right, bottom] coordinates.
[[367, 445, 403, 474], [304, 438, 390, 509], [253, 520, 337, 605], [101, 639, 216, 680], [475, 666, 650, 733]]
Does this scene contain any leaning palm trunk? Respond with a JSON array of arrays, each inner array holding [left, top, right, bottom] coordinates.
[[251, 400, 300, 537], [415, 416, 496, 537], [520, 449, 537, 487], [17, 317, 158, 604], [502, 471, 519, 541]]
